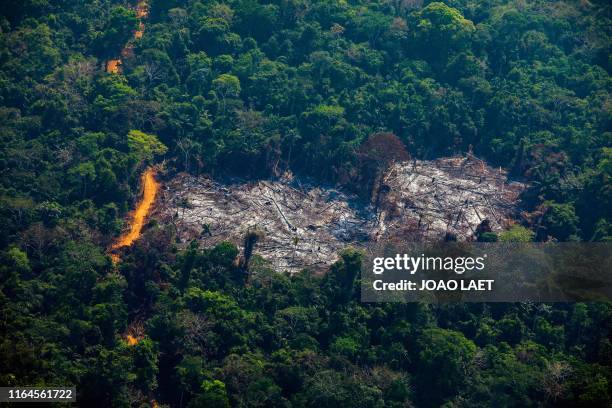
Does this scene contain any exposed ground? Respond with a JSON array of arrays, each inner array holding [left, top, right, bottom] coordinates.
[[156, 155, 524, 273], [109, 167, 160, 263], [377, 155, 523, 241], [105, 0, 149, 74]]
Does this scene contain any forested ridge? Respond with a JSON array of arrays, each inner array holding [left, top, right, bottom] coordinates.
[[0, 0, 611, 407]]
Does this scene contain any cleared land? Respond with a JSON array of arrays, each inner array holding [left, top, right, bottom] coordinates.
[[157, 155, 524, 273]]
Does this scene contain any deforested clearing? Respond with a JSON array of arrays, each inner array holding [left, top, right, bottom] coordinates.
[[157, 155, 524, 273]]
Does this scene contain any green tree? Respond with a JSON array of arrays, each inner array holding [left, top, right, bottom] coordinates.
[[132, 337, 159, 396], [93, 6, 138, 56], [542, 201, 580, 241], [127, 130, 168, 164], [499, 225, 535, 242], [190, 380, 230, 408], [412, 2, 475, 69], [212, 74, 241, 113], [416, 328, 477, 405]]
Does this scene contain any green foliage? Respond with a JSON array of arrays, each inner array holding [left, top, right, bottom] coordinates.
[[212, 74, 241, 99], [499, 225, 535, 242], [330, 336, 360, 359], [324, 248, 363, 303], [542, 201, 580, 241], [413, 2, 475, 68], [416, 328, 477, 405], [477, 231, 498, 242], [0, 0, 611, 406], [127, 130, 168, 164], [93, 6, 138, 56], [189, 379, 230, 408], [132, 337, 159, 395]]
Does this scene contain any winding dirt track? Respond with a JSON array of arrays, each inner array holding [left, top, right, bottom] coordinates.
[[106, 0, 156, 263], [110, 167, 159, 262]]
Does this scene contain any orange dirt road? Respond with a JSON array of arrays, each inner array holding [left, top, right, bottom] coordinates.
[[106, 59, 121, 73], [126, 334, 139, 346], [110, 167, 159, 261]]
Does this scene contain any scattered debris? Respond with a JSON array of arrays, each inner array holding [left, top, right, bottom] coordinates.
[[378, 155, 523, 242], [157, 155, 525, 273], [157, 174, 370, 273]]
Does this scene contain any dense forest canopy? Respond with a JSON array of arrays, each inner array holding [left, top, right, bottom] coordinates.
[[0, 0, 610, 407]]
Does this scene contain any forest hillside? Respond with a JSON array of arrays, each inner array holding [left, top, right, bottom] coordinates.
[[0, 1, 611, 407]]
